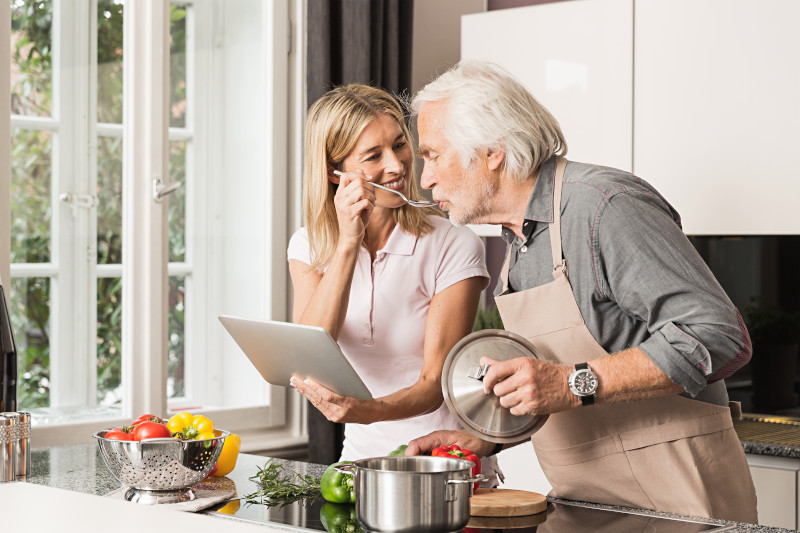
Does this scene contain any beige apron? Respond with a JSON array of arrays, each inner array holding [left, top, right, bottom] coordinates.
[[493, 158, 757, 523]]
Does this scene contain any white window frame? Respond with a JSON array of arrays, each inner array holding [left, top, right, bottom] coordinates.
[[3, 0, 307, 451]]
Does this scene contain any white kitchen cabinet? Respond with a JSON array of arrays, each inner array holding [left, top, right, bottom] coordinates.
[[633, 0, 800, 235], [496, 440, 553, 494], [461, 0, 800, 236], [461, 0, 633, 173], [746, 453, 800, 530]]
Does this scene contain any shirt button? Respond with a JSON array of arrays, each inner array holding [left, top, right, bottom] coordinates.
[[520, 245, 528, 253]]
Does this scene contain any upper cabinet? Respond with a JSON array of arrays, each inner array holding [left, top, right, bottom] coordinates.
[[462, 0, 633, 173], [634, 0, 800, 235], [461, 0, 800, 235]]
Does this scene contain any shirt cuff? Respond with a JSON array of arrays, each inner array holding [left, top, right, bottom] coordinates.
[[435, 266, 490, 295], [638, 321, 711, 397]]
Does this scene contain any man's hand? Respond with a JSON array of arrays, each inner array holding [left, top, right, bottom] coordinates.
[[480, 356, 577, 416], [405, 430, 495, 458]]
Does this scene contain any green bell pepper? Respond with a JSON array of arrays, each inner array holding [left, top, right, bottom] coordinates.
[[319, 502, 362, 533], [387, 444, 407, 457], [320, 461, 356, 504]]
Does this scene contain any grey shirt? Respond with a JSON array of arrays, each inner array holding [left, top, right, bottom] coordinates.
[[497, 157, 751, 406]]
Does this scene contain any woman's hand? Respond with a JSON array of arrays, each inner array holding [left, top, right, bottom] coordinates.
[[333, 170, 375, 246], [290, 376, 369, 424]]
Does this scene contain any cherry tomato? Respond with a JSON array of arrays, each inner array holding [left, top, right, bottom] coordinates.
[[104, 428, 134, 441], [133, 421, 172, 441]]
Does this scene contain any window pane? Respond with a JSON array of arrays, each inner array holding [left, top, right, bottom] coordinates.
[[11, 277, 51, 410], [97, 0, 124, 124], [10, 127, 52, 263], [167, 275, 185, 399], [168, 141, 186, 262], [97, 276, 122, 406], [10, 0, 53, 117], [169, 4, 187, 128], [97, 135, 123, 264]]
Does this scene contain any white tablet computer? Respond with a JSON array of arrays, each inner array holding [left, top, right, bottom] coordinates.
[[219, 315, 373, 400]]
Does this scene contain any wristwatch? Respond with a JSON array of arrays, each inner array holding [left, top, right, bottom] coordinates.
[[568, 362, 598, 406]]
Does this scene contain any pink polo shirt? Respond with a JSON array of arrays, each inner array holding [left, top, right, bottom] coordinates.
[[288, 215, 490, 460]]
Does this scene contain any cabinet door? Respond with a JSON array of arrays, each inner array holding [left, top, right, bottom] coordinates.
[[461, 0, 633, 172], [634, 0, 800, 235], [748, 464, 797, 529]]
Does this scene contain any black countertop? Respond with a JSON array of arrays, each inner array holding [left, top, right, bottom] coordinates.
[[19, 443, 795, 533]]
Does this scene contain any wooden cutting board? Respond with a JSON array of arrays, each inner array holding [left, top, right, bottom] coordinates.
[[470, 488, 547, 517]]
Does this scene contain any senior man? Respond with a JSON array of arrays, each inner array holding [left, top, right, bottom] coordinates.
[[406, 60, 757, 523]]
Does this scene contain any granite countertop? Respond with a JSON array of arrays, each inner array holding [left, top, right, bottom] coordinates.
[[17, 443, 796, 533], [735, 415, 800, 459]]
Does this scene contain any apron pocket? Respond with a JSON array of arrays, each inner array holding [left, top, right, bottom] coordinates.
[[536, 435, 653, 509], [624, 427, 757, 522]]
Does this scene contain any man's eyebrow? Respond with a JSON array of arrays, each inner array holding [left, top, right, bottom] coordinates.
[[416, 144, 432, 158]]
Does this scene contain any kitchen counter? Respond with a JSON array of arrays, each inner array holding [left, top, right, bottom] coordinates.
[[10, 443, 794, 533]]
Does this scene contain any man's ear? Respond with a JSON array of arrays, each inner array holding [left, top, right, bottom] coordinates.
[[486, 149, 505, 171], [327, 164, 340, 184]]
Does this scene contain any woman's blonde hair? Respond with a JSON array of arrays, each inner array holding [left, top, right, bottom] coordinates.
[[303, 84, 440, 270]]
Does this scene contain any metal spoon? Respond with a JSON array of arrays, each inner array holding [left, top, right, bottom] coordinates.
[[333, 171, 437, 208]]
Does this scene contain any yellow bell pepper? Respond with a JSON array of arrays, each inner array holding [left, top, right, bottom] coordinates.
[[166, 411, 215, 440], [213, 432, 241, 476]]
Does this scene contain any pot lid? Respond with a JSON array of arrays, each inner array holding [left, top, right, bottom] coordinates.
[[442, 329, 548, 443]]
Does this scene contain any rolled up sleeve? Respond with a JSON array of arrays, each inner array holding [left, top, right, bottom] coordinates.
[[595, 192, 752, 396]]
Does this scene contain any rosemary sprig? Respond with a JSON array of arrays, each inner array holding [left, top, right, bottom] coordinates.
[[245, 459, 322, 508]]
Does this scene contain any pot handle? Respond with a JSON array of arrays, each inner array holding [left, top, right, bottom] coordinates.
[[334, 463, 356, 476], [445, 474, 489, 501], [446, 474, 489, 486]]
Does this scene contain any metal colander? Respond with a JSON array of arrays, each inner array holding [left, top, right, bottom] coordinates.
[[93, 428, 230, 504]]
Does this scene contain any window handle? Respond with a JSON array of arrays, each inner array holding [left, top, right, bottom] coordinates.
[[153, 176, 182, 203], [60, 192, 98, 217]]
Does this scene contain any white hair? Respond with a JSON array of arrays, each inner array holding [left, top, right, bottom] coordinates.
[[411, 60, 567, 183]]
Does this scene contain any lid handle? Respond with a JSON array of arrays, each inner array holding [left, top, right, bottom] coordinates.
[[467, 363, 490, 381]]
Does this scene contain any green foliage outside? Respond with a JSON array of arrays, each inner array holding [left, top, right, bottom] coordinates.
[[10, 1, 189, 408]]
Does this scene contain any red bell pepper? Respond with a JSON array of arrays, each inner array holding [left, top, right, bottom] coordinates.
[[431, 444, 481, 493]]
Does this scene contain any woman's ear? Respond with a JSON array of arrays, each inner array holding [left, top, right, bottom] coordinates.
[[327, 164, 340, 184], [486, 149, 505, 171]]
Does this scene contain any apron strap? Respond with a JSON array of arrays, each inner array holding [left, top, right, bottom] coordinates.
[[499, 157, 569, 292], [550, 157, 568, 279]]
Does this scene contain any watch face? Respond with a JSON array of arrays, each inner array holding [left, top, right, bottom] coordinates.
[[573, 369, 598, 395]]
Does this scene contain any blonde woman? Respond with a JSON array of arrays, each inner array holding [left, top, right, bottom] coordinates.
[[287, 84, 498, 480]]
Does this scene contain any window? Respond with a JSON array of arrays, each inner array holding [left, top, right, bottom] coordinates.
[[6, 0, 301, 449]]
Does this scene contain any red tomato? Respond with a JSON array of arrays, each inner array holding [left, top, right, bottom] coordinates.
[[132, 414, 165, 426], [133, 421, 172, 441], [105, 428, 134, 441]]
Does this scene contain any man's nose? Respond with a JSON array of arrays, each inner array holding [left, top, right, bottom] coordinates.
[[419, 164, 434, 190]]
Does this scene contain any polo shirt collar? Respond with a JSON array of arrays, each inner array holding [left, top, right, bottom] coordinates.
[[501, 156, 557, 243], [378, 222, 417, 256]]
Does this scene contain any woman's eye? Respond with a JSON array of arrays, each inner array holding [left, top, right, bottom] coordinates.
[[364, 154, 379, 162], [394, 141, 407, 150]]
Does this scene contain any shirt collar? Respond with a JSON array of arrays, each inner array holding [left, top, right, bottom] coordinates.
[[377, 222, 417, 256], [501, 156, 558, 244]]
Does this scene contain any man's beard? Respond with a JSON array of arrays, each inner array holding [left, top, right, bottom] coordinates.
[[447, 165, 498, 226]]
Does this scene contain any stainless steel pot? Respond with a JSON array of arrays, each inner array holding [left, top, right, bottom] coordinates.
[[336, 456, 487, 533]]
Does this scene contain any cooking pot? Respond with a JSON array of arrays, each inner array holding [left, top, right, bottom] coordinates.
[[336, 455, 487, 533]]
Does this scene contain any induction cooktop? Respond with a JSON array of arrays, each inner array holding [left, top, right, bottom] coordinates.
[[207, 496, 734, 533]]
